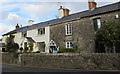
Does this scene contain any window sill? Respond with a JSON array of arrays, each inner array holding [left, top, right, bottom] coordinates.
[[37, 34, 45, 37], [65, 34, 72, 36]]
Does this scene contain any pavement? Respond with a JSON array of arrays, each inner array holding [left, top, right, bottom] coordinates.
[[1, 64, 85, 72], [1, 64, 119, 74]]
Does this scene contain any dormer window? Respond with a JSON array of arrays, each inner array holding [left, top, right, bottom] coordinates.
[[65, 24, 72, 35], [93, 18, 102, 30], [38, 28, 45, 35]]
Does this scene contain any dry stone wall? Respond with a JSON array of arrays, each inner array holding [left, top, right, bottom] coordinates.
[[2, 53, 119, 70]]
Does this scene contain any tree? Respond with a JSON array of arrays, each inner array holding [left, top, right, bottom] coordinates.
[[6, 34, 19, 52], [95, 21, 120, 53]]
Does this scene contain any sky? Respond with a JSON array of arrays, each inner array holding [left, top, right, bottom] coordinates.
[[0, 0, 119, 39]]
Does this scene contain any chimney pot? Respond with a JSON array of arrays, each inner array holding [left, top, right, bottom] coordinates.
[[88, 0, 97, 10], [60, 6, 62, 9], [28, 20, 34, 26], [16, 24, 20, 29], [58, 6, 70, 19]]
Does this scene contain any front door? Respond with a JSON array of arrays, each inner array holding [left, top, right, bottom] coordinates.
[[37, 42, 45, 52]]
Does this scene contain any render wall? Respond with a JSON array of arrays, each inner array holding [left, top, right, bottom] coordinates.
[[27, 26, 50, 52], [50, 11, 119, 53], [10, 26, 50, 53]]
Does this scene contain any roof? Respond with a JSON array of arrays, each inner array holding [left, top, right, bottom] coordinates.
[[26, 37, 35, 43], [0, 43, 6, 47], [2, 2, 120, 36]]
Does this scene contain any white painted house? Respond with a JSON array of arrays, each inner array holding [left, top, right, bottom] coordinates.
[[2, 20, 51, 53]]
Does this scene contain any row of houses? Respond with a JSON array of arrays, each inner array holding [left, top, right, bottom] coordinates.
[[0, 1, 120, 53]]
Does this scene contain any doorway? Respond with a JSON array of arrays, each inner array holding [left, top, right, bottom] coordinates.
[[37, 42, 45, 52]]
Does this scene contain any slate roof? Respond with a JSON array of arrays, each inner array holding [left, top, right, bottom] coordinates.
[[2, 2, 120, 36], [26, 37, 35, 43]]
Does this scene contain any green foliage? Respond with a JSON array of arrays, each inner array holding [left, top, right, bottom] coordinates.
[[13, 52, 21, 58], [5, 35, 19, 53], [58, 48, 77, 53], [24, 47, 29, 52], [19, 47, 23, 52], [28, 43, 34, 52], [95, 21, 120, 50], [12, 43, 19, 50]]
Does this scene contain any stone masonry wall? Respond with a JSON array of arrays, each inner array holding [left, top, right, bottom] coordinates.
[[2, 52, 18, 64], [2, 53, 119, 70], [50, 11, 119, 53]]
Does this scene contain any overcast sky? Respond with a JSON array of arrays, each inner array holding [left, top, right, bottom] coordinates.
[[0, 0, 119, 39]]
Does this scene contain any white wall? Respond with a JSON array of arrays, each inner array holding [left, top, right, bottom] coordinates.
[[27, 26, 50, 53], [1, 26, 50, 53], [2, 35, 8, 43]]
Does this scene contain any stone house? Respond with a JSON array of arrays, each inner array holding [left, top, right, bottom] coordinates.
[[1, 1, 120, 53]]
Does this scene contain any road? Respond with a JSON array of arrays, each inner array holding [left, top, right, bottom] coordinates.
[[1, 64, 84, 72], [1, 64, 119, 74]]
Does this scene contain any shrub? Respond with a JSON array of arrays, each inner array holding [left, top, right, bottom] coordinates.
[[13, 52, 22, 58], [5, 35, 19, 53], [58, 48, 77, 53], [12, 43, 19, 51], [28, 43, 34, 52], [7, 49, 16, 53], [35, 51, 40, 53], [24, 47, 29, 52], [19, 47, 23, 52]]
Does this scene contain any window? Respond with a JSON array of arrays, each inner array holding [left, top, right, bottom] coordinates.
[[115, 14, 119, 19], [93, 18, 102, 30], [38, 28, 45, 35], [65, 24, 72, 35], [66, 41, 73, 48], [22, 32, 27, 37], [24, 42, 27, 49]]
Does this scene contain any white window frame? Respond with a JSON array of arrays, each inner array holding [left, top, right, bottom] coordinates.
[[96, 19, 101, 29], [65, 24, 72, 35], [21, 32, 27, 38], [66, 41, 73, 48], [38, 28, 45, 35]]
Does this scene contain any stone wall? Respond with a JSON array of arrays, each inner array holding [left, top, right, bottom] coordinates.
[[50, 11, 119, 53], [20, 53, 119, 70], [2, 53, 119, 70], [2, 52, 18, 64]]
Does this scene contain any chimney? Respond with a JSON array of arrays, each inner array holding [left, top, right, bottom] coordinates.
[[28, 20, 34, 26], [15, 24, 20, 29], [58, 6, 69, 18], [88, 0, 97, 10]]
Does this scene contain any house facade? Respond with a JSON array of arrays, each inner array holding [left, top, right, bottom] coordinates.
[[2, 24, 50, 53], [1, 1, 120, 53]]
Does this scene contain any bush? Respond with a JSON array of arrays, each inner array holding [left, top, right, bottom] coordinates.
[[35, 51, 40, 53], [12, 43, 19, 50], [58, 48, 77, 53], [29, 43, 34, 52], [24, 47, 29, 52], [13, 52, 22, 58], [19, 47, 23, 52], [7, 49, 16, 53]]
